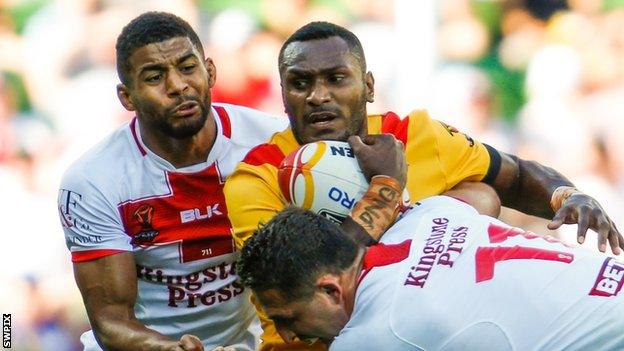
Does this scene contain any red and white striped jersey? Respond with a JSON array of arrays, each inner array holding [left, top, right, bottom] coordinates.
[[58, 103, 288, 350], [331, 196, 624, 351]]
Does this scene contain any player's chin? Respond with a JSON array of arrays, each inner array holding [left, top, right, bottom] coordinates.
[[167, 114, 207, 139], [303, 130, 350, 144]]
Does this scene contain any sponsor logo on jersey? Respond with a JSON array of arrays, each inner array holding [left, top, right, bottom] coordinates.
[[58, 189, 91, 231], [439, 121, 475, 147], [131, 204, 159, 246], [136, 262, 245, 308], [590, 257, 624, 297], [180, 204, 224, 224], [404, 218, 469, 288]]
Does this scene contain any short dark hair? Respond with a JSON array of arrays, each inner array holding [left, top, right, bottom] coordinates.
[[278, 21, 367, 74], [115, 12, 204, 85], [238, 206, 359, 302]]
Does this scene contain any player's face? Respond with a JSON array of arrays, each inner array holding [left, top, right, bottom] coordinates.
[[280, 36, 374, 145], [118, 36, 216, 139], [259, 289, 348, 345]]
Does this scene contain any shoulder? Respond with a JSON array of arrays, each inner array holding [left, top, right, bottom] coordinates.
[[240, 142, 286, 168], [236, 125, 299, 169], [60, 122, 140, 196], [368, 110, 437, 143], [212, 103, 289, 147]]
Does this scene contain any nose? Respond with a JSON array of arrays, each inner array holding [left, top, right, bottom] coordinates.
[[166, 71, 189, 97], [276, 326, 297, 344], [306, 80, 331, 106]]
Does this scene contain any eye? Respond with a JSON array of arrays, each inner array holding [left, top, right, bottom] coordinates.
[[329, 74, 345, 83], [180, 64, 196, 73], [291, 79, 308, 90], [145, 74, 162, 83]]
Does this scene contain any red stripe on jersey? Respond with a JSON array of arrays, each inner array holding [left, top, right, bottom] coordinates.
[[117, 164, 235, 263], [130, 118, 147, 156], [380, 111, 401, 134], [358, 239, 412, 285], [214, 105, 232, 138], [71, 249, 126, 262], [487, 223, 528, 243], [242, 143, 285, 167], [448, 195, 470, 205], [381, 112, 408, 145]]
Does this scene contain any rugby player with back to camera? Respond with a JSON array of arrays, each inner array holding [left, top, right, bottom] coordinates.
[[238, 142, 624, 350], [224, 21, 623, 351]]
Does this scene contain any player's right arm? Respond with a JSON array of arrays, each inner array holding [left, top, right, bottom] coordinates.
[[346, 134, 407, 243], [59, 170, 202, 351], [74, 254, 202, 351]]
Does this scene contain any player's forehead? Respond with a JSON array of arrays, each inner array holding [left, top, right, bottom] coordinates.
[[128, 36, 200, 73], [281, 37, 361, 75]]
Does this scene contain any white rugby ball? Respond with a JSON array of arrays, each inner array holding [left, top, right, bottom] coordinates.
[[278, 140, 368, 223]]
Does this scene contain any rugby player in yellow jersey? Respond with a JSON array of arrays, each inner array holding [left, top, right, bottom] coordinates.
[[224, 22, 622, 351]]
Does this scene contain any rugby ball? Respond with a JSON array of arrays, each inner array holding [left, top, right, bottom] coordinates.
[[278, 141, 368, 223]]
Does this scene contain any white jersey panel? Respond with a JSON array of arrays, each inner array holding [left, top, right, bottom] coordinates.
[[331, 196, 624, 351], [58, 104, 287, 350]]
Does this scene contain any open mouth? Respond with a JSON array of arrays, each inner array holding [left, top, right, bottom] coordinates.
[[173, 101, 199, 117], [307, 111, 337, 125]]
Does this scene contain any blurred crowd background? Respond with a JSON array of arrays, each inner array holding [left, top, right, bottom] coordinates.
[[2, 0, 624, 349]]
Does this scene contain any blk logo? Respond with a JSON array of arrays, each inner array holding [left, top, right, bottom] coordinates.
[[180, 204, 223, 224]]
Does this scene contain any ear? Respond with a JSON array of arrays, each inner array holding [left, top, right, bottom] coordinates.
[[205, 57, 217, 88], [316, 275, 344, 306], [365, 71, 375, 103], [117, 83, 135, 111]]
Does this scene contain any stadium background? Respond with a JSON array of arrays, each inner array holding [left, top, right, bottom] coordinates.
[[1, 0, 623, 349]]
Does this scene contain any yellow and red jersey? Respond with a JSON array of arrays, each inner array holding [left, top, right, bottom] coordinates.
[[223, 109, 499, 351]]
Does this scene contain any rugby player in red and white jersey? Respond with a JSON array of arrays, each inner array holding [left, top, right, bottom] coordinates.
[[56, 12, 292, 351], [239, 199, 624, 350]]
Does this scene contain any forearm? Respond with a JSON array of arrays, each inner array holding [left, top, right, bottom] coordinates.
[[91, 314, 177, 351], [75, 254, 188, 351], [340, 217, 376, 246], [343, 176, 404, 245], [499, 156, 573, 219]]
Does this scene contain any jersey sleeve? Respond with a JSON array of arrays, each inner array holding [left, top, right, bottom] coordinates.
[[224, 144, 286, 249], [58, 168, 132, 262], [404, 110, 499, 190]]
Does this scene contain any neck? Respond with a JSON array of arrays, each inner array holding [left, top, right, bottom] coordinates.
[[138, 111, 217, 168], [343, 248, 365, 317]]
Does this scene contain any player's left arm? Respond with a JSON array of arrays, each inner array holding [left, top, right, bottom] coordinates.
[[428, 117, 621, 255], [487, 148, 622, 254]]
